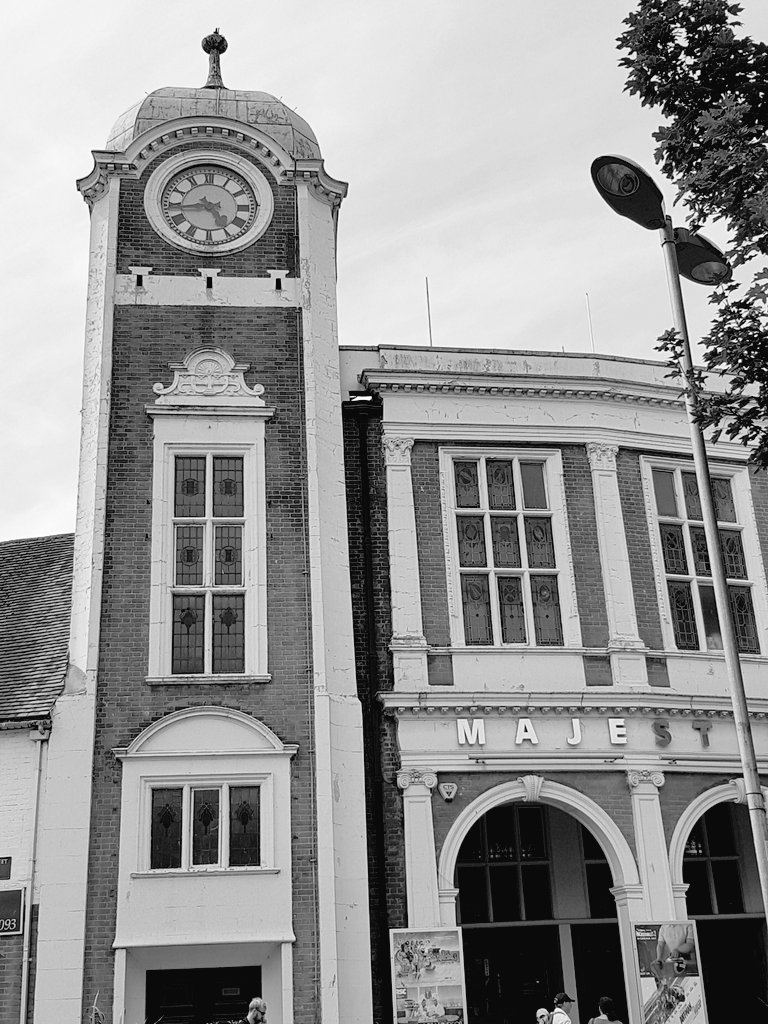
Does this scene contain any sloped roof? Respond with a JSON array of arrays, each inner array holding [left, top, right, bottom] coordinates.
[[0, 533, 73, 725]]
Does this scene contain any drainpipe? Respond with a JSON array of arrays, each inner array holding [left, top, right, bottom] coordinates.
[[20, 723, 49, 1024]]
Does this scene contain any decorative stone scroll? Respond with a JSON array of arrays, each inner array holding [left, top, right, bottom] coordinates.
[[383, 436, 415, 466], [517, 774, 545, 803], [153, 348, 266, 407], [397, 768, 438, 792], [586, 441, 619, 473], [627, 768, 665, 790]]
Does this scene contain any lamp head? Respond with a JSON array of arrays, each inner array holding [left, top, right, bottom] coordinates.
[[673, 228, 732, 285], [591, 155, 666, 230]]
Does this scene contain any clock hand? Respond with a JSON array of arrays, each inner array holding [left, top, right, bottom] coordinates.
[[182, 194, 229, 227]]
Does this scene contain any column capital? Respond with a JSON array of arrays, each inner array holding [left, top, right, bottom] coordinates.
[[383, 435, 415, 466], [586, 441, 618, 472], [397, 767, 438, 792], [627, 768, 665, 790]]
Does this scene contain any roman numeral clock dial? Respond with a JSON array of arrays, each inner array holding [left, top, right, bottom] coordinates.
[[162, 165, 257, 246], [144, 152, 274, 255]]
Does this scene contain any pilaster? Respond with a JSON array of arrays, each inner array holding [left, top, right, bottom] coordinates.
[[383, 435, 429, 689], [586, 442, 647, 684], [397, 768, 441, 926], [626, 768, 675, 919]]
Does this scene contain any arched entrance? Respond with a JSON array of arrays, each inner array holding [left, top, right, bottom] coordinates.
[[438, 779, 640, 1024], [670, 785, 768, 1020]]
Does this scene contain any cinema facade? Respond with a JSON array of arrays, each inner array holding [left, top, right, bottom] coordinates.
[[340, 344, 768, 1023], [2, 34, 768, 1024]]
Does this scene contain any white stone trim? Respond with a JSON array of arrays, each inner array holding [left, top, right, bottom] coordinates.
[[625, 768, 675, 918], [439, 447, 581, 649], [296, 181, 373, 1024], [143, 149, 275, 256], [113, 707, 297, 956], [368, 420, 751, 462], [668, 779, 768, 889], [397, 768, 441, 926], [437, 776, 640, 893], [78, 117, 348, 207], [33, 177, 121, 1024], [382, 434, 427, 666], [146, 402, 270, 680], [152, 347, 266, 406], [114, 270, 301, 307], [586, 441, 647, 683]]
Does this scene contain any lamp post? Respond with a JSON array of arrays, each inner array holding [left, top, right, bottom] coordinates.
[[591, 155, 768, 921]]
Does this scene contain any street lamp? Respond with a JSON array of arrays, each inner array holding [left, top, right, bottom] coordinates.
[[591, 154, 768, 921]]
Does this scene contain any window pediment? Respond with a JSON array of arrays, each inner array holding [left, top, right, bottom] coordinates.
[[115, 706, 296, 759]]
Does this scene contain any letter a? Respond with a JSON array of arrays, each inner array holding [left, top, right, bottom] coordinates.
[[515, 718, 539, 745]]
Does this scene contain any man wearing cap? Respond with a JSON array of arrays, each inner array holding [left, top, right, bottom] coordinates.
[[550, 992, 574, 1024]]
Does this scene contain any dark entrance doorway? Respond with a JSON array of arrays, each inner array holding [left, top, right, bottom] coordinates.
[[683, 802, 768, 1019], [455, 803, 628, 1024], [146, 966, 262, 1024], [571, 923, 628, 1024], [463, 925, 562, 1024]]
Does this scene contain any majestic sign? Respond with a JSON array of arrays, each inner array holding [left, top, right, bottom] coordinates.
[[0, 857, 11, 881], [0, 888, 23, 936], [634, 922, 707, 1024], [390, 927, 468, 1023], [455, 716, 718, 750]]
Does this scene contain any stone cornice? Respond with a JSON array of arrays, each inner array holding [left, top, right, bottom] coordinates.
[[77, 116, 347, 208], [378, 691, 768, 721], [360, 369, 684, 407]]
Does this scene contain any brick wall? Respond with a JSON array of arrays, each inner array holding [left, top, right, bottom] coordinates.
[[343, 405, 404, 1023], [116, 143, 297, 278], [561, 445, 609, 648], [411, 443, 451, 649], [750, 466, 768, 587], [83, 302, 321, 1021]]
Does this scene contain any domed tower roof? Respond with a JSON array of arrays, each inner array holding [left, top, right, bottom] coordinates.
[[105, 29, 321, 160]]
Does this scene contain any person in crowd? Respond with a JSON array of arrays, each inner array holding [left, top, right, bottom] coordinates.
[[235, 996, 267, 1024], [587, 995, 623, 1024], [550, 992, 574, 1024]]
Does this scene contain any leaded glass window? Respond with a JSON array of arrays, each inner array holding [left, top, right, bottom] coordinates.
[[149, 782, 262, 871], [151, 788, 183, 869], [683, 803, 744, 915], [650, 467, 759, 654], [172, 454, 247, 674], [455, 804, 553, 924], [451, 455, 563, 647]]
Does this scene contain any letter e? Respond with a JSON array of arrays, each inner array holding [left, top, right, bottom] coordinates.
[[608, 718, 627, 745]]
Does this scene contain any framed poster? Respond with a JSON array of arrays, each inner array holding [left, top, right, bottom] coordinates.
[[390, 927, 468, 1023], [633, 922, 708, 1024]]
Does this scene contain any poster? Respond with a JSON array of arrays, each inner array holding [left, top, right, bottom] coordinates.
[[633, 922, 708, 1024], [390, 927, 468, 1023]]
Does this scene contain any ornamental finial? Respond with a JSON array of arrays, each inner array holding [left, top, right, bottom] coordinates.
[[202, 28, 228, 89]]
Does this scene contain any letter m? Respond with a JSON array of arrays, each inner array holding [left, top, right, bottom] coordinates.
[[457, 718, 486, 746]]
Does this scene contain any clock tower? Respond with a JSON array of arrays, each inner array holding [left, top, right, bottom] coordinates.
[[34, 32, 372, 1024]]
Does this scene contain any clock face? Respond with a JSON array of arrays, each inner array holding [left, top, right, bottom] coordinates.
[[160, 165, 258, 247]]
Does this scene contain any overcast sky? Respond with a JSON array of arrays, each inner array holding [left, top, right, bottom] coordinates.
[[3, 1, 768, 542]]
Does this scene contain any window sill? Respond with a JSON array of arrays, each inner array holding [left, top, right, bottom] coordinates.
[[145, 674, 272, 686], [131, 867, 279, 878]]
